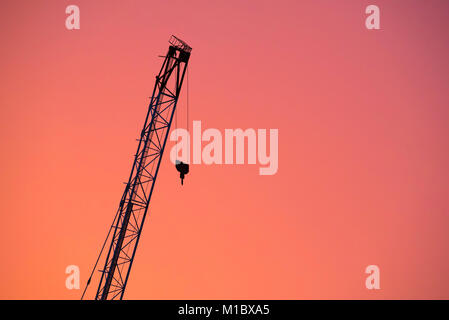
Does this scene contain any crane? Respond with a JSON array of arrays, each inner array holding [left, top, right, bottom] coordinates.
[[82, 35, 191, 300]]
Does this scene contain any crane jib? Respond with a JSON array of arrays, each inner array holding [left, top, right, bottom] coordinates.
[[83, 36, 191, 300]]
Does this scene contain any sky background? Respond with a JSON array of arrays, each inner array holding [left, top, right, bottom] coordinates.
[[1, 0, 449, 299]]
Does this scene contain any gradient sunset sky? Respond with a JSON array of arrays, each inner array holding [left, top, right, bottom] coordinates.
[[1, 0, 449, 299]]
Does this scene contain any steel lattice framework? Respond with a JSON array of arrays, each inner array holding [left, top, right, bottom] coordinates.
[[94, 36, 191, 300]]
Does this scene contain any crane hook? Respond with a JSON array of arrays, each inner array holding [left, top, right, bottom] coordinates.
[[175, 160, 189, 185]]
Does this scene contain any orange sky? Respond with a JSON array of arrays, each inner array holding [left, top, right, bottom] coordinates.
[[1, 0, 449, 299]]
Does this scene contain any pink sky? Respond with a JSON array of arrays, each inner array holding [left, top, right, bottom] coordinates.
[[0, 0, 448, 299]]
